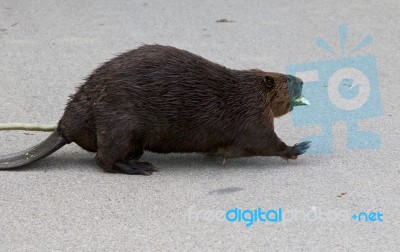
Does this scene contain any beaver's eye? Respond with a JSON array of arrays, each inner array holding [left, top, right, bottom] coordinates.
[[263, 76, 274, 89]]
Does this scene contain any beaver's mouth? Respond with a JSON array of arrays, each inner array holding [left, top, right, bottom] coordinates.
[[290, 96, 310, 111], [291, 96, 310, 107]]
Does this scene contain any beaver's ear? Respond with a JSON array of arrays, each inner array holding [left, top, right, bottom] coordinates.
[[263, 75, 274, 89]]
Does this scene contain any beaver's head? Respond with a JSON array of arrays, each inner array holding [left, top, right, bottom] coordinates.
[[261, 72, 309, 118]]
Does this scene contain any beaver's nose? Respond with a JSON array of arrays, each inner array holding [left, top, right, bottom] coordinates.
[[295, 77, 304, 85]]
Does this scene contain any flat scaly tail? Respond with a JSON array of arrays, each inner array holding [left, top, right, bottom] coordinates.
[[0, 131, 68, 169]]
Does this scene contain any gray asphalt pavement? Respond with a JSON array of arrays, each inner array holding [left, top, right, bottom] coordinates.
[[1, 0, 399, 251]]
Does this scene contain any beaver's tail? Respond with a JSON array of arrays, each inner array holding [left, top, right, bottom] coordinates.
[[0, 131, 68, 169]]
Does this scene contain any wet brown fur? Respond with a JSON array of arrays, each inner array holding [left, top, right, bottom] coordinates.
[[2, 44, 307, 175]]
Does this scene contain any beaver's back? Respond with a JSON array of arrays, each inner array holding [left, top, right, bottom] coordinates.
[[60, 45, 267, 153]]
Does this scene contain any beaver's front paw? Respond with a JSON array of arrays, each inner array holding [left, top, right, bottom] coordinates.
[[295, 141, 311, 155], [282, 141, 311, 160]]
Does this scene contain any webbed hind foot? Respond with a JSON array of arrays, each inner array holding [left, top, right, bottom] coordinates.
[[114, 161, 159, 175]]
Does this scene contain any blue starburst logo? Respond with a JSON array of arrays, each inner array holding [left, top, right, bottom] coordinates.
[[287, 24, 382, 154]]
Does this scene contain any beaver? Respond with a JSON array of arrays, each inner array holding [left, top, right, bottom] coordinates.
[[0, 44, 310, 175]]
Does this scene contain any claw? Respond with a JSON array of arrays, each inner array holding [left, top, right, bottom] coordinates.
[[215, 156, 227, 165]]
